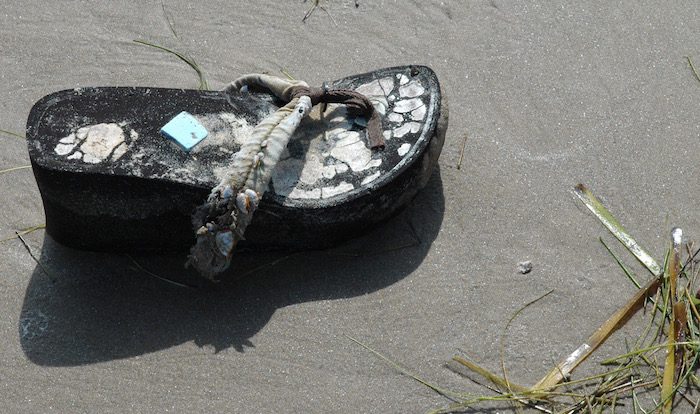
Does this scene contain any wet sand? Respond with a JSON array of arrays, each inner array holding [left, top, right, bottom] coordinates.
[[2, 1, 700, 412]]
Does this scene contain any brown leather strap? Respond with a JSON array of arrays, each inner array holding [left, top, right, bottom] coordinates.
[[289, 85, 385, 150]]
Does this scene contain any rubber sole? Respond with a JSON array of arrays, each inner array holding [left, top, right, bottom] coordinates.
[[27, 65, 447, 252]]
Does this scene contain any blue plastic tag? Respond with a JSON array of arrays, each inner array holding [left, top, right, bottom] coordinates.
[[160, 111, 208, 152]]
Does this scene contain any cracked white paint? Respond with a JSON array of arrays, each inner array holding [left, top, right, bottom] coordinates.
[[393, 98, 424, 113], [393, 122, 422, 138], [355, 77, 394, 117], [322, 163, 349, 179], [111, 142, 128, 160], [335, 131, 361, 147], [322, 181, 354, 198], [270, 96, 387, 201], [269, 98, 382, 200], [355, 80, 384, 97], [370, 97, 388, 115], [54, 141, 76, 155], [410, 105, 426, 121], [399, 81, 425, 98], [55, 123, 131, 164], [387, 112, 403, 123], [379, 77, 394, 95], [361, 171, 381, 185], [82, 152, 103, 164], [289, 187, 321, 199], [298, 155, 325, 185], [398, 143, 411, 156], [330, 139, 381, 172], [79, 124, 126, 162]]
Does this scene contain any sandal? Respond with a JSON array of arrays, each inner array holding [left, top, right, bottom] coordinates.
[[27, 65, 448, 278]]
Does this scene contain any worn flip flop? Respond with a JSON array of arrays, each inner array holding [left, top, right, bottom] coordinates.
[[27, 65, 447, 262]]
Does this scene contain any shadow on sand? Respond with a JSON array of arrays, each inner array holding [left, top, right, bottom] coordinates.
[[19, 168, 444, 366]]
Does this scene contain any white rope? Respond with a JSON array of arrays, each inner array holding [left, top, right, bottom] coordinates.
[[187, 75, 312, 279]]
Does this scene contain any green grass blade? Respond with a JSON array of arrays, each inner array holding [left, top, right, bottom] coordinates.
[[574, 184, 662, 276], [161, 0, 178, 39], [500, 289, 554, 391], [601, 341, 699, 365], [0, 128, 25, 140], [687, 56, 700, 84], [133, 39, 208, 90], [600, 237, 641, 288], [346, 334, 462, 400]]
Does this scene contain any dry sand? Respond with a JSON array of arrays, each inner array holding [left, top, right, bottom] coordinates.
[[2, 1, 700, 412]]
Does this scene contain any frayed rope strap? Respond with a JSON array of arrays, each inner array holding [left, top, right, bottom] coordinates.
[[187, 74, 384, 279]]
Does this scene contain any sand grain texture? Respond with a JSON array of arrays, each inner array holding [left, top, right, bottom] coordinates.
[[2, 1, 700, 412]]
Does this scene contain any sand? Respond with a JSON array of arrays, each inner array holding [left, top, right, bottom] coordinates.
[[2, 1, 700, 412]]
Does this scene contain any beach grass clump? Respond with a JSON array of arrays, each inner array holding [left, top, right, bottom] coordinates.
[[442, 184, 700, 413], [354, 184, 700, 413]]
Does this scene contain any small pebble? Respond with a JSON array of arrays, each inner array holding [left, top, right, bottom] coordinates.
[[517, 260, 532, 274]]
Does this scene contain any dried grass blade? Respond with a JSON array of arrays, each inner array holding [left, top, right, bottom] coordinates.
[[237, 252, 301, 278], [302, 0, 319, 22], [279, 68, 296, 80], [1, 224, 46, 243], [661, 228, 682, 413], [126, 254, 195, 289], [0, 165, 31, 175], [15, 230, 54, 281], [452, 355, 528, 393], [688, 289, 700, 322], [20, 224, 46, 234], [574, 184, 661, 276], [457, 132, 469, 170], [533, 275, 661, 391], [673, 301, 688, 377]]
